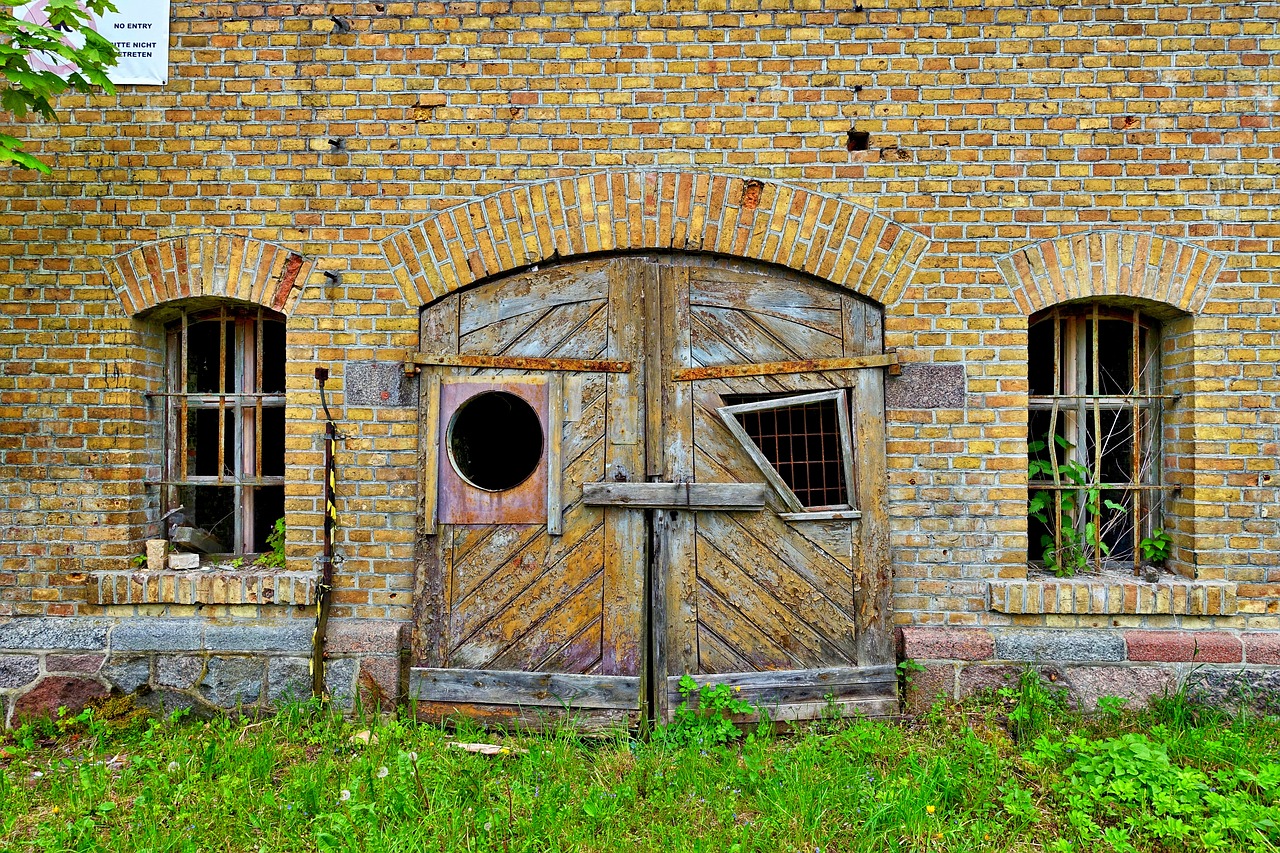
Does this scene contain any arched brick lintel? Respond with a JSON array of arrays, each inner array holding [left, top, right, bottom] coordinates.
[[995, 231, 1227, 317], [104, 233, 316, 318], [380, 172, 931, 307]]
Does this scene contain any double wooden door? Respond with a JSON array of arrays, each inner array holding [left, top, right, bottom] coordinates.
[[412, 256, 895, 727]]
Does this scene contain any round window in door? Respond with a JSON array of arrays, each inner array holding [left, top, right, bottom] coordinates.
[[448, 391, 544, 491], [436, 378, 550, 525]]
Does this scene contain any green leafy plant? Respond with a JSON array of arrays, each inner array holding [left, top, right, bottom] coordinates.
[[0, 0, 119, 172], [129, 553, 147, 568], [652, 674, 759, 748], [1028, 434, 1126, 576], [1139, 528, 1172, 564], [256, 517, 286, 568], [998, 666, 1065, 744]]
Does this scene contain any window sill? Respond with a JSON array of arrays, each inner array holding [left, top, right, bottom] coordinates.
[[988, 576, 1237, 616], [92, 567, 318, 606]]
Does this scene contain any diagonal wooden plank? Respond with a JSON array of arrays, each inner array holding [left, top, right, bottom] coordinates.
[[687, 270, 845, 336], [696, 528, 853, 666], [536, 614, 604, 673], [458, 259, 612, 334], [696, 623, 757, 675], [700, 499, 856, 619], [491, 572, 604, 671], [695, 577, 798, 670], [451, 526, 605, 669]]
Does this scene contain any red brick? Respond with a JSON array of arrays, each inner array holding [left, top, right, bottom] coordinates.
[[899, 627, 995, 662], [1125, 631, 1242, 664]]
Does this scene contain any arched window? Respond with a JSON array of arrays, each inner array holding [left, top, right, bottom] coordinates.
[[1027, 304, 1163, 574], [161, 306, 286, 554]]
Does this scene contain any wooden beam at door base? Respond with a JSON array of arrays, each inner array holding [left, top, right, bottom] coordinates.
[[671, 351, 899, 381], [404, 353, 631, 374]]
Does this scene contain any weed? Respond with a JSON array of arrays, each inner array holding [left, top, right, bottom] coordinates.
[[998, 666, 1064, 743], [1139, 528, 1173, 564], [256, 517, 286, 568], [652, 675, 759, 749]]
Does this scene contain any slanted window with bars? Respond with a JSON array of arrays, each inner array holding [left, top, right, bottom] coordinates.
[[160, 306, 286, 554], [1027, 304, 1169, 575], [718, 390, 856, 514]]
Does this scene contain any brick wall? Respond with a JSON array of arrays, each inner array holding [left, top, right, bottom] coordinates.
[[1, 0, 1279, 714]]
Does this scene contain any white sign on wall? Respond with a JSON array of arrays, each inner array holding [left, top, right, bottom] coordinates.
[[18, 1, 171, 86]]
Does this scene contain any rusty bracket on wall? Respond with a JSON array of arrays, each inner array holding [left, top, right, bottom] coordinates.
[[670, 350, 900, 382], [404, 352, 632, 375]]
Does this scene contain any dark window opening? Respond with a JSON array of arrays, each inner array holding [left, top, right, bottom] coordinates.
[[448, 391, 544, 492], [1027, 304, 1163, 573], [722, 392, 851, 510], [164, 306, 287, 556]]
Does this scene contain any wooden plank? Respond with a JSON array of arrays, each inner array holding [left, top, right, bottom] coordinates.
[[666, 664, 895, 692], [419, 371, 441, 536], [671, 676, 893, 705], [696, 531, 854, 669], [409, 667, 641, 710], [459, 260, 612, 333], [487, 570, 603, 672], [406, 352, 630, 374], [409, 700, 637, 733], [460, 299, 606, 366], [547, 373, 564, 535], [601, 258, 646, 678], [582, 481, 767, 510], [672, 352, 898, 382], [655, 264, 698, 720], [853, 363, 892, 667], [422, 293, 460, 354], [452, 529, 603, 668]]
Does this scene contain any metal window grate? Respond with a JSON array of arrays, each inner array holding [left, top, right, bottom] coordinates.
[[1027, 304, 1166, 575], [723, 393, 849, 509], [157, 306, 287, 554]]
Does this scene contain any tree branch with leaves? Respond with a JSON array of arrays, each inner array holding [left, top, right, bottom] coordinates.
[[0, 0, 118, 173]]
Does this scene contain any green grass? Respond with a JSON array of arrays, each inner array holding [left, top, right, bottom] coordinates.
[[2, 680, 1279, 853]]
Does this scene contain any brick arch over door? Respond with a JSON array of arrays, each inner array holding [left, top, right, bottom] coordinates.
[[996, 231, 1227, 316], [103, 232, 316, 317], [379, 172, 930, 307]]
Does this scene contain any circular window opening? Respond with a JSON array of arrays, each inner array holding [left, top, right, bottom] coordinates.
[[447, 391, 544, 492]]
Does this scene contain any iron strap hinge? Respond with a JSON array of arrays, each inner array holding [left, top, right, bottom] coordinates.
[[670, 350, 900, 382], [404, 353, 632, 375]]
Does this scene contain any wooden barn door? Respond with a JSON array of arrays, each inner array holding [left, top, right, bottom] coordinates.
[[648, 264, 897, 721], [410, 257, 895, 727], [411, 259, 648, 729]]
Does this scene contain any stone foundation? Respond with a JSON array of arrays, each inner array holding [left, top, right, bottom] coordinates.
[[0, 617, 408, 726], [898, 627, 1280, 715]]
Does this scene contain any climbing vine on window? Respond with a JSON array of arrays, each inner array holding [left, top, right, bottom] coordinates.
[[1027, 304, 1170, 575]]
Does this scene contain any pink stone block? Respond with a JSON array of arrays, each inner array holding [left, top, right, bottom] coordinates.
[[1244, 633, 1280, 665], [1125, 631, 1242, 663], [899, 627, 995, 662]]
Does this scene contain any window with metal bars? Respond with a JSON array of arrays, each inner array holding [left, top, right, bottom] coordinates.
[[1027, 304, 1168, 574], [718, 390, 855, 512], [160, 306, 286, 554]]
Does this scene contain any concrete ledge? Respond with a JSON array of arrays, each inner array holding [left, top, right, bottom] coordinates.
[[987, 577, 1237, 616], [92, 569, 318, 606]]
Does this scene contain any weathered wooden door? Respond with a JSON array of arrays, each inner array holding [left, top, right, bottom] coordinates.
[[411, 259, 647, 728], [411, 257, 895, 727]]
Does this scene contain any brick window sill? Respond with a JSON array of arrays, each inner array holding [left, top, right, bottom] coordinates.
[[92, 568, 318, 606], [988, 577, 1238, 616]]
